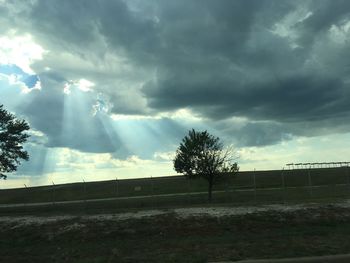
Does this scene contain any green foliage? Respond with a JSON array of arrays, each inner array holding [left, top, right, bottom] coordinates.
[[173, 129, 238, 200], [174, 129, 238, 178], [0, 105, 30, 179]]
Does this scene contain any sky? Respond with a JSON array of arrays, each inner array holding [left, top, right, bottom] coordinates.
[[1, 0, 350, 188]]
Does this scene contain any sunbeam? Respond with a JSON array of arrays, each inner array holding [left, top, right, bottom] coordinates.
[[61, 80, 122, 154], [110, 116, 189, 160]]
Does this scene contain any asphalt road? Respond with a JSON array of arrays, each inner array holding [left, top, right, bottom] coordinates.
[[214, 253, 350, 262]]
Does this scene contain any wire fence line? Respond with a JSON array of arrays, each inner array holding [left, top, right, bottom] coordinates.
[[0, 167, 350, 211]]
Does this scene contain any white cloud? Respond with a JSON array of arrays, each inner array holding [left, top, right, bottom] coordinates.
[[77, 78, 95, 92], [4, 147, 173, 188], [111, 108, 203, 121], [153, 151, 175, 161], [271, 7, 312, 49], [238, 132, 350, 171], [329, 20, 350, 44], [62, 78, 95, 95], [0, 33, 46, 74]]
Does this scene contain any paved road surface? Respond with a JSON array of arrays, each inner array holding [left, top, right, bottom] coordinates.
[[213, 253, 350, 262]]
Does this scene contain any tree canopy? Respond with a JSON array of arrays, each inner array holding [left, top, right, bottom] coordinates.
[[0, 105, 30, 179], [173, 129, 238, 201]]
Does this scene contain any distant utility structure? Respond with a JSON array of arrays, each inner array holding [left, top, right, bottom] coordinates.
[[285, 162, 350, 169]]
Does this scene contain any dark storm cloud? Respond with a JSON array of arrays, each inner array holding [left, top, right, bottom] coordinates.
[[138, 0, 350, 144], [295, 0, 350, 48], [2, 0, 350, 149], [141, 0, 350, 122], [145, 72, 348, 122]]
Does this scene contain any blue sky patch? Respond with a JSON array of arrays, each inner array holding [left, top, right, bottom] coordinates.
[[0, 64, 39, 89]]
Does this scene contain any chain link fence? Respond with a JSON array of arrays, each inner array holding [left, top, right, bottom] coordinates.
[[0, 167, 349, 213]]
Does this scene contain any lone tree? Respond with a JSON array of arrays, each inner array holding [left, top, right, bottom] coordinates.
[[174, 129, 239, 201], [0, 105, 30, 179]]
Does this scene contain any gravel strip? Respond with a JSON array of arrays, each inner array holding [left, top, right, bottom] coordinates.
[[1, 200, 350, 226]]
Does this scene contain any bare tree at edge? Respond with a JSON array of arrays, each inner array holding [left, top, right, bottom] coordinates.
[[173, 129, 239, 202]]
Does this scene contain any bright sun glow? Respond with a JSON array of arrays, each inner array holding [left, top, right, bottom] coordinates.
[[111, 108, 203, 121], [78, 78, 95, 92], [0, 33, 46, 74], [63, 79, 95, 94]]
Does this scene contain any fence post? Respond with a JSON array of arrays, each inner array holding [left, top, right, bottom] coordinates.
[[151, 176, 154, 208], [115, 177, 119, 197], [52, 181, 55, 205], [83, 179, 87, 202], [347, 167, 350, 193], [114, 177, 118, 209], [187, 178, 190, 204], [23, 184, 28, 206], [253, 168, 257, 204], [225, 176, 228, 203], [281, 168, 286, 204], [308, 168, 313, 199], [82, 179, 87, 213]]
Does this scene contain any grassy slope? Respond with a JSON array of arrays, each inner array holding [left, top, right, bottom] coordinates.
[[1, 167, 349, 205], [2, 205, 350, 262], [0, 167, 349, 216]]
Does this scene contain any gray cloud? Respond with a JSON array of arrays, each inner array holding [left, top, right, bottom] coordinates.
[[2, 0, 350, 151], [295, 0, 350, 48]]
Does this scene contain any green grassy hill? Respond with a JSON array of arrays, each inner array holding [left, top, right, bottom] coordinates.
[[0, 167, 349, 214]]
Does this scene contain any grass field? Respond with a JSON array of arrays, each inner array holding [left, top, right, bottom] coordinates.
[[0, 167, 349, 214], [2, 204, 350, 262]]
